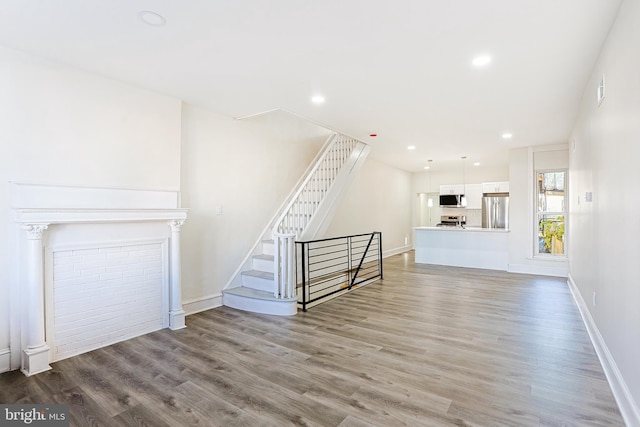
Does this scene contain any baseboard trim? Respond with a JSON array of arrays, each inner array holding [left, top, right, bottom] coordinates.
[[0, 348, 11, 374], [567, 274, 640, 427], [183, 294, 222, 316], [507, 263, 568, 277], [383, 245, 412, 258]]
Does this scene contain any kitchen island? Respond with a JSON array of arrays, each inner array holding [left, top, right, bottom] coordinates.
[[414, 226, 509, 271]]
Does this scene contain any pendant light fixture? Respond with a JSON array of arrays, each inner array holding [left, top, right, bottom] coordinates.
[[461, 156, 468, 207]]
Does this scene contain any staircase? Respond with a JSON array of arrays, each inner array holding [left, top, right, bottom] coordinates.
[[222, 133, 370, 315]]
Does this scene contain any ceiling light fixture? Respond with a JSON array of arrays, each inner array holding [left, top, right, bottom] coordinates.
[[474, 162, 481, 166], [472, 55, 491, 67], [311, 95, 325, 104], [138, 10, 166, 26], [502, 132, 513, 139], [407, 145, 416, 150]]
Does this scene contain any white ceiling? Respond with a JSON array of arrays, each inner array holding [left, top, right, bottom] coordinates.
[[0, 0, 622, 172]]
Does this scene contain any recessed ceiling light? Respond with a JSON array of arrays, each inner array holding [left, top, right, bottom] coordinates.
[[502, 132, 513, 139], [138, 10, 166, 26], [472, 55, 491, 67], [424, 165, 430, 170], [311, 95, 325, 104], [407, 145, 416, 150], [474, 162, 481, 166]]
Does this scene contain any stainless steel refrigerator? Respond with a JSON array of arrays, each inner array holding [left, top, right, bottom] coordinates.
[[482, 193, 509, 229]]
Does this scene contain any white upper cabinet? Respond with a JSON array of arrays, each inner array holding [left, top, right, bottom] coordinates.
[[464, 184, 483, 209], [440, 184, 465, 195], [482, 181, 510, 194]]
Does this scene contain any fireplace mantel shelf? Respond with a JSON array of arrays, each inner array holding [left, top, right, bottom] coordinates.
[[14, 208, 188, 224]]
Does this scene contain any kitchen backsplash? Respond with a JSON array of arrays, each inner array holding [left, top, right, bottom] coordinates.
[[442, 208, 482, 227], [466, 209, 482, 227]]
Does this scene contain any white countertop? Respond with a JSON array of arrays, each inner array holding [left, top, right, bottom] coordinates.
[[414, 226, 509, 233]]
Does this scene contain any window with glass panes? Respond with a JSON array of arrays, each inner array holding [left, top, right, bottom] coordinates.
[[536, 170, 566, 256]]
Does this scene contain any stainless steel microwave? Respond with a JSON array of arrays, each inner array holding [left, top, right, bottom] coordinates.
[[439, 194, 464, 207]]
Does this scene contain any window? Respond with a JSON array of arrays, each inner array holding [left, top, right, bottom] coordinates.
[[536, 170, 566, 256]]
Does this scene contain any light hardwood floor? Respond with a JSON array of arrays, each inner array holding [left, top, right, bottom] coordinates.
[[1, 251, 624, 426]]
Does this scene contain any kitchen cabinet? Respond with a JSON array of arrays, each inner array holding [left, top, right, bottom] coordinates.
[[482, 181, 510, 194], [439, 184, 465, 195], [414, 227, 509, 270], [464, 184, 483, 209], [439, 183, 482, 209]]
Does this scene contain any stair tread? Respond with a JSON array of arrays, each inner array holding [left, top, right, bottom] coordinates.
[[223, 286, 296, 302], [253, 254, 274, 261], [242, 269, 273, 279]]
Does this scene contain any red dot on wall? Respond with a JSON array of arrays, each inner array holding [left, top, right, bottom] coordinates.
[[369, 133, 377, 137]]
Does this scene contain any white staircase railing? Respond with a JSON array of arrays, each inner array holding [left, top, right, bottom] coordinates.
[[272, 133, 368, 299], [274, 135, 358, 236]]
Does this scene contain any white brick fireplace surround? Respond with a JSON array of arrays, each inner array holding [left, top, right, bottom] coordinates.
[[11, 184, 188, 376]]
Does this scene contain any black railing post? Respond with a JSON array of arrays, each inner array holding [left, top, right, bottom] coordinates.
[[347, 236, 353, 288], [378, 231, 383, 279], [301, 242, 307, 312]]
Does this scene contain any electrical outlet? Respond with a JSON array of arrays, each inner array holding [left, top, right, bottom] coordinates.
[[215, 205, 223, 215]]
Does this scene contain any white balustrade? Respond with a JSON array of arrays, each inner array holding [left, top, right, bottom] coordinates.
[[272, 134, 362, 299]]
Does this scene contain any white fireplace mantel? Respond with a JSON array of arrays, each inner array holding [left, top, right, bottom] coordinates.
[[13, 206, 188, 376], [14, 208, 188, 225]]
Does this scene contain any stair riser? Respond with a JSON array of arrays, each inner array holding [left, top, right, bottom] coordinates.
[[262, 241, 274, 256], [241, 274, 274, 292], [252, 257, 273, 272], [222, 293, 297, 316]]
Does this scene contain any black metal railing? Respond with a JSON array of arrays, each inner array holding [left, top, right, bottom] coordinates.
[[296, 232, 383, 311]]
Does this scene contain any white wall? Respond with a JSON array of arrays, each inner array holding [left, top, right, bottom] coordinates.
[[325, 158, 413, 255], [179, 106, 331, 307], [0, 47, 182, 371], [569, 0, 640, 421]]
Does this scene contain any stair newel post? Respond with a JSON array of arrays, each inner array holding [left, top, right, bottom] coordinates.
[[273, 233, 281, 298], [284, 237, 294, 298], [273, 232, 296, 299]]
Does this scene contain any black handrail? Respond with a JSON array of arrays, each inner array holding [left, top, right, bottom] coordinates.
[[296, 232, 383, 311]]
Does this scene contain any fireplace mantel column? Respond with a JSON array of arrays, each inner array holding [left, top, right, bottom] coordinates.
[[168, 219, 186, 330], [21, 223, 52, 376]]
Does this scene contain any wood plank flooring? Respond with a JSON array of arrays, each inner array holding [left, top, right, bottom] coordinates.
[[0, 251, 624, 426]]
